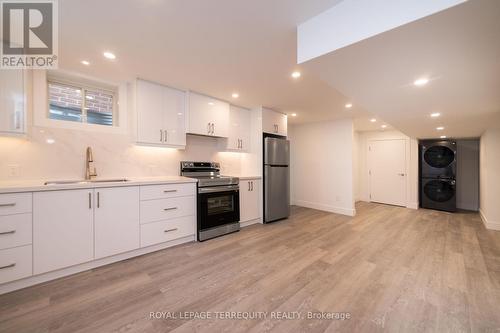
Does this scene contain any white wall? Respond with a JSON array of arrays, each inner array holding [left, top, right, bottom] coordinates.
[[480, 129, 500, 230], [355, 130, 419, 209], [0, 71, 245, 182], [289, 119, 355, 216], [456, 139, 480, 211]]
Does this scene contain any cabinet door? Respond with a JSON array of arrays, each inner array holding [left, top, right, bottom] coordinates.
[[136, 79, 165, 145], [163, 86, 187, 147], [34, 189, 94, 274], [0, 69, 25, 135], [188, 92, 229, 137], [262, 108, 287, 136], [188, 92, 214, 136], [94, 187, 140, 259], [227, 105, 251, 151], [240, 180, 260, 222]]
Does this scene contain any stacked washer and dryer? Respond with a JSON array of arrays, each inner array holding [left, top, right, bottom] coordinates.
[[419, 140, 457, 212]]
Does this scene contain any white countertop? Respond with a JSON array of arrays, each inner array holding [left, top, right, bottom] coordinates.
[[0, 176, 197, 194], [231, 175, 262, 180]]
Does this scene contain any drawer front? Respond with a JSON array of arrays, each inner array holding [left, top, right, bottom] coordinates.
[[0, 245, 32, 284], [140, 183, 195, 200], [0, 193, 32, 216], [0, 213, 32, 250], [140, 216, 195, 248], [140, 196, 195, 224]]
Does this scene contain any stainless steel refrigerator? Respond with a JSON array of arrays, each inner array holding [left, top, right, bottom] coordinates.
[[264, 137, 290, 223]]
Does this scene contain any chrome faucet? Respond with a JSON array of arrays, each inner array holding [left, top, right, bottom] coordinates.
[[85, 147, 97, 180]]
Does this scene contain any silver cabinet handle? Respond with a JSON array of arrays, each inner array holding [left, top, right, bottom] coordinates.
[[207, 123, 211, 134], [0, 263, 16, 270], [88, 193, 92, 209], [0, 230, 16, 235], [160, 129, 163, 142], [240, 139, 243, 149], [211, 123, 215, 135], [163, 190, 177, 193], [97, 192, 100, 208], [164, 228, 178, 233], [163, 207, 178, 211], [398, 173, 405, 176], [248, 181, 251, 191], [164, 130, 168, 143], [251, 181, 253, 191], [0, 203, 16, 207]]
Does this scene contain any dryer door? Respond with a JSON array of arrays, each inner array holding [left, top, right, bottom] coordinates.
[[421, 141, 456, 178]]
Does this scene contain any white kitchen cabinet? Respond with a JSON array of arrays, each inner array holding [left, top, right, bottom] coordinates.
[[262, 108, 287, 136], [240, 179, 261, 222], [0, 69, 26, 135], [136, 79, 187, 148], [34, 189, 94, 274], [94, 187, 140, 259], [225, 105, 251, 151], [188, 92, 229, 137]]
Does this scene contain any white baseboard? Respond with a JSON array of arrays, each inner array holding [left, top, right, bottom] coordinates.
[[293, 200, 356, 217], [240, 218, 262, 228], [406, 202, 419, 210], [0, 235, 195, 295], [479, 209, 500, 231]]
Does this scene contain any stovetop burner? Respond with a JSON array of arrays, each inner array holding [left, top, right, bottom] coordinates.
[[180, 161, 239, 187]]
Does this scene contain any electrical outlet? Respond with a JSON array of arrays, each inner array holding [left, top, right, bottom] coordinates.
[[7, 164, 20, 178]]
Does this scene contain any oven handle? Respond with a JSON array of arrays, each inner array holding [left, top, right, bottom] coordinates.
[[198, 185, 239, 194]]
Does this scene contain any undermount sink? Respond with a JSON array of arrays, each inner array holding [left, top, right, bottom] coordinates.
[[44, 179, 129, 185]]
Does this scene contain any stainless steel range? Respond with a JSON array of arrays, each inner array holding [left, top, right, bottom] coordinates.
[[180, 161, 240, 241]]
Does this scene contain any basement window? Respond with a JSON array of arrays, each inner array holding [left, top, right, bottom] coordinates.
[[48, 81, 117, 126]]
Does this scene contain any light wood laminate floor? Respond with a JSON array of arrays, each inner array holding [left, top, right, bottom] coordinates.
[[1, 202, 500, 332]]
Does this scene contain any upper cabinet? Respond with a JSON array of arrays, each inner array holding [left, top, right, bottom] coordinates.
[[262, 108, 287, 136], [188, 92, 229, 138], [225, 105, 251, 151], [0, 69, 26, 135], [136, 79, 187, 148]]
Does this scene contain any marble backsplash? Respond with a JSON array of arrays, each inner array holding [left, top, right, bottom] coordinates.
[[0, 126, 244, 182]]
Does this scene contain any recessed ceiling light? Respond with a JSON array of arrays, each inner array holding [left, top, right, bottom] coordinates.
[[208, 102, 215, 106], [436, 126, 444, 130], [231, 93, 239, 98], [291, 71, 301, 79], [345, 103, 353, 109], [103, 51, 116, 60], [81, 60, 90, 66], [290, 113, 297, 117], [430, 112, 441, 118], [381, 125, 387, 128], [46, 138, 55, 144], [370, 118, 377, 123], [414, 78, 429, 86], [440, 135, 447, 139]]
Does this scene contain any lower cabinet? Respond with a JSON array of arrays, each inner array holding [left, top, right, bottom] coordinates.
[[34, 189, 94, 274], [94, 187, 140, 259], [239, 179, 261, 222], [140, 216, 195, 248], [0, 245, 32, 284]]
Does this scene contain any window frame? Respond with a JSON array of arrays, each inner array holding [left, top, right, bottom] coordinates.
[[47, 77, 118, 127]]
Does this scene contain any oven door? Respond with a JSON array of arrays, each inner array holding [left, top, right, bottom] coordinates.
[[198, 185, 240, 231]]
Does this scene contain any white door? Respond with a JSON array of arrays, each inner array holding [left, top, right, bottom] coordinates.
[[136, 79, 165, 145], [163, 86, 187, 147], [369, 140, 406, 207], [33, 189, 94, 274], [227, 105, 251, 151], [262, 108, 287, 136], [240, 179, 260, 222], [94, 187, 140, 259], [0, 69, 25, 135], [188, 92, 216, 136]]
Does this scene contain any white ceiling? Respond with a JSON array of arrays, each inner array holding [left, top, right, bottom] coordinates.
[[57, 0, 371, 125], [303, 0, 500, 138]]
